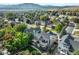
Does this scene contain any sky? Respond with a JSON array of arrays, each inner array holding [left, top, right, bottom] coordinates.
[[0, 0, 79, 6]]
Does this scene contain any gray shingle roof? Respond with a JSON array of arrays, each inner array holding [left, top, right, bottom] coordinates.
[[71, 41, 79, 51], [66, 26, 74, 34], [58, 34, 74, 54]]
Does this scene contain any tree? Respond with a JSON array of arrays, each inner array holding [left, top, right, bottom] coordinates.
[[5, 13, 17, 20], [50, 18, 57, 24], [40, 15, 48, 21], [55, 24, 63, 33], [14, 23, 27, 32], [74, 50, 79, 55], [4, 32, 33, 54], [0, 25, 15, 40], [0, 30, 5, 40]]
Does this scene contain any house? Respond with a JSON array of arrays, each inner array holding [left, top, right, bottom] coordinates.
[[4, 19, 8, 23], [47, 32, 58, 46], [58, 34, 74, 55], [57, 15, 68, 23], [41, 21, 46, 26], [47, 24, 56, 29], [72, 23, 79, 41], [22, 16, 34, 24], [25, 27, 58, 51], [71, 41, 79, 52], [59, 15, 67, 19], [41, 18, 51, 26], [15, 18, 19, 23], [24, 27, 41, 35], [71, 26, 79, 52], [32, 31, 58, 51], [65, 22, 75, 34], [35, 20, 40, 26]]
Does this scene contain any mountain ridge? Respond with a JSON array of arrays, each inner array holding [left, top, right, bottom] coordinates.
[[0, 3, 79, 10]]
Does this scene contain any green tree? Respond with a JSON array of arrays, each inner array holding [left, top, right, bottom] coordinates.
[[50, 18, 57, 24], [14, 23, 27, 32], [5, 13, 17, 20], [74, 50, 79, 55], [40, 15, 48, 21], [4, 32, 33, 54], [55, 24, 63, 33]]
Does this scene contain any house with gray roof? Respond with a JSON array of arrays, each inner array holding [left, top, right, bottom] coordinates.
[[32, 31, 58, 51], [65, 22, 75, 34], [71, 41, 79, 51], [58, 34, 74, 55], [25, 27, 58, 51]]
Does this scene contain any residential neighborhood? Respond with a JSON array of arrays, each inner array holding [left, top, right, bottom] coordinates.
[[0, 3, 79, 55]]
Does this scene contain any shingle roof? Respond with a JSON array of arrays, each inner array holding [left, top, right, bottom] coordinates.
[[58, 34, 74, 54], [66, 26, 74, 34], [65, 22, 75, 34], [71, 41, 79, 51]]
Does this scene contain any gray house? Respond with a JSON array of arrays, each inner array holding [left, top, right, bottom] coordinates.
[[32, 31, 58, 51], [25, 27, 58, 51], [58, 34, 74, 55], [65, 22, 75, 34]]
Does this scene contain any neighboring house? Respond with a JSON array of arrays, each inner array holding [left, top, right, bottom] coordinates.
[[35, 20, 40, 26], [41, 21, 46, 26], [32, 30, 58, 51], [59, 15, 67, 19], [47, 32, 58, 46], [8, 20, 21, 26], [71, 26, 79, 52], [25, 27, 58, 52], [22, 16, 34, 24], [56, 18, 64, 23], [24, 27, 41, 35], [57, 15, 68, 23], [47, 24, 56, 29], [4, 19, 8, 23], [65, 22, 75, 34], [15, 18, 19, 23], [58, 34, 74, 55], [41, 18, 51, 26], [26, 19, 32, 24], [72, 23, 79, 40], [71, 41, 79, 52], [72, 29, 79, 41]]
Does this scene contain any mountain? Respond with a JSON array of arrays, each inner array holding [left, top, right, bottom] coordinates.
[[0, 3, 43, 10], [0, 3, 79, 11]]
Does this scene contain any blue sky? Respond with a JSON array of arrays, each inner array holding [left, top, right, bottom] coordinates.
[[0, 0, 79, 6]]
